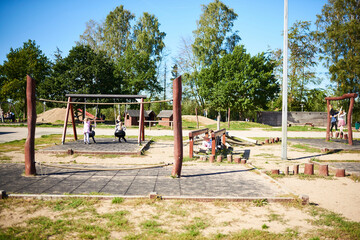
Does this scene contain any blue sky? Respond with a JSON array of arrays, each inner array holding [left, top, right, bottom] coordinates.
[[0, 0, 328, 85]]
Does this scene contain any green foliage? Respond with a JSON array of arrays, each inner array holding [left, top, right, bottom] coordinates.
[[316, 0, 360, 95], [198, 45, 279, 114], [46, 45, 119, 101], [78, 5, 165, 96], [0, 40, 51, 117], [288, 20, 319, 111], [193, 0, 240, 66]]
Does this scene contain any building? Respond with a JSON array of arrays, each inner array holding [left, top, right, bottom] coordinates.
[[124, 110, 157, 127], [157, 110, 173, 126]]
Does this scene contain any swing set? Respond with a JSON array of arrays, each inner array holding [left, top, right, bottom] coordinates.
[[325, 93, 358, 145]]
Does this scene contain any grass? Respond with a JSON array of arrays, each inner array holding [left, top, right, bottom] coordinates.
[[207, 121, 271, 130], [269, 125, 326, 132], [1, 197, 359, 239], [290, 143, 322, 153]]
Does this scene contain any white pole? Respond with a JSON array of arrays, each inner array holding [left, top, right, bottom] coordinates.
[[281, 0, 288, 160]]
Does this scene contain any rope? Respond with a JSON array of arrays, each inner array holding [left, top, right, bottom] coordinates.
[[36, 162, 172, 171], [38, 98, 172, 105]]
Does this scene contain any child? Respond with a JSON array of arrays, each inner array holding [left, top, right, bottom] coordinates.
[[115, 116, 127, 142], [89, 124, 96, 143], [329, 104, 339, 138], [200, 136, 211, 152], [83, 118, 91, 144], [338, 107, 346, 137]]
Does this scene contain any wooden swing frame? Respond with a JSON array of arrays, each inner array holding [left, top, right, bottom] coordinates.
[[61, 94, 147, 145]]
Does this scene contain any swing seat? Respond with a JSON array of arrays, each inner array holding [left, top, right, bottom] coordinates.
[[115, 130, 126, 138], [89, 130, 95, 138]]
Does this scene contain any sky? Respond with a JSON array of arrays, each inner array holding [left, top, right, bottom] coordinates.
[[0, 0, 329, 86]]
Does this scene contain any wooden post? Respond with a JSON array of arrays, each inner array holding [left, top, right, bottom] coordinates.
[[141, 98, 145, 141], [348, 96, 355, 145], [211, 132, 216, 155], [326, 100, 331, 141], [138, 98, 144, 144], [189, 134, 194, 158], [172, 76, 183, 177], [62, 97, 71, 144], [69, 103, 77, 141], [24, 75, 36, 176], [304, 163, 314, 175], [222, 132, 226, 146]]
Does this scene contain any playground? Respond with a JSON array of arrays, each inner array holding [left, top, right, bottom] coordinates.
[[0, 76, 359, 239]]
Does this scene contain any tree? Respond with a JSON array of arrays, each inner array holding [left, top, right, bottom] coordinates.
[[77, 6, 166, 96], [192, 0, 240, 67], [288, 20, 319, 111], [0, 40, 51, 118], [198, 45, 279, 118], [46, 45, 119, 100], [316, 0, 360, 95]]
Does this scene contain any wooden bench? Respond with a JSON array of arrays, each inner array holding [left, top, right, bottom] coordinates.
[[211, 129, 226, 155], [188, 128, 209, 158]]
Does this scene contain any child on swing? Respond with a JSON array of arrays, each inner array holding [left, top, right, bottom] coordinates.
[[337, 107, 346, 138]]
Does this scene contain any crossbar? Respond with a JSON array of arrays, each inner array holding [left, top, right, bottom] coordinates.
[[65, 94, 147, 99]]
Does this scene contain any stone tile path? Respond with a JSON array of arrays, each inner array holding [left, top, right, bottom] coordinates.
[[0, 163, 289, 198]]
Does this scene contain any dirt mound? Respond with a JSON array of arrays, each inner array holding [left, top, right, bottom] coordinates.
[[182, 115, 216, 126], [37, 108, 71, 123]]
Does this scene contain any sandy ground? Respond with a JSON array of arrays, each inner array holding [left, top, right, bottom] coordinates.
[[2, 137, 360, 223], [1, 109, 360, 231]]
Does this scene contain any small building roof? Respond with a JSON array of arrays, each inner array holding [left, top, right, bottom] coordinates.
[[125, 110, 149, 118], [145, 110, 156, 116], [157, 110, 173, 118]]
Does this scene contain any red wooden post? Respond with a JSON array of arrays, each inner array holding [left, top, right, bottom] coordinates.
[[141, 98, 145, 141], [222, 132, 226, 146], [189, 134, 194, 158], [348, 96, 355, 145], [319, 164, 329, 176], [211, 132, 216, 155], [62, 97, 71, 144], [172, 76, 183, 177], [326, 100, 331, 141], [69, 103, 77, 141], [304, 163, 314, 175], [25, 75, 36, 176], [138, 98, 144, 144]]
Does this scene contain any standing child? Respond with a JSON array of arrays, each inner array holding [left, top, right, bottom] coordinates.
[[337, 107, 346, 138], [83, 118, 91, 144]]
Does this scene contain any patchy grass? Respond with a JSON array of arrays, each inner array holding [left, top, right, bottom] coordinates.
[[254, 153, 278, 159], [269, 126, 326, 132], [207, 121, 271, 130], [0, 198, 359, 239], [290, 143, 322, 153]]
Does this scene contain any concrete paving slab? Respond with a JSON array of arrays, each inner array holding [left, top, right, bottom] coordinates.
[[39, 138, 150, 155], [0, 163, 290, 200]]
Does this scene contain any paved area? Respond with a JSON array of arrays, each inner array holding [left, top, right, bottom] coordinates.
[[40, 138, 150, 155], [290, 138, 360, 151], [328, 162, 360, 175], [1, 126, 360, 144], [0, 163, 289, 198]]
